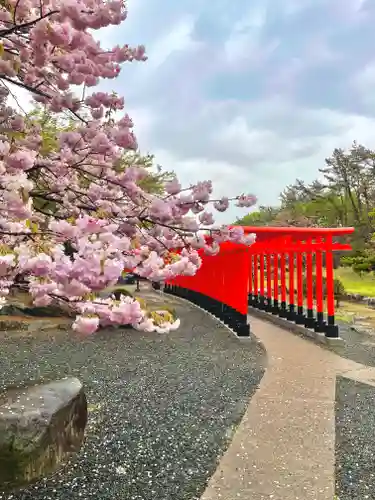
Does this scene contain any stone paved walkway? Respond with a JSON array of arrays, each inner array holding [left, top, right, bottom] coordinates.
[[201, 315, 375, 500]]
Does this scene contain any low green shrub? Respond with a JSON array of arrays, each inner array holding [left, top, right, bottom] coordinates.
[[111, 288, 133, 300], [302, 275, 346, 307]]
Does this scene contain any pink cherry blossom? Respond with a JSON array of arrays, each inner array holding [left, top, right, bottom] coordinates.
[[0, 0, 257, 335], [0, 254, 16, 277], [214, 197, 230, 212], [72, 316, 100, 335], [199, 211, 214, 225]]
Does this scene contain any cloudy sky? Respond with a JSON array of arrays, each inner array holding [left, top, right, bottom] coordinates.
[[19, 0, 375, 223]]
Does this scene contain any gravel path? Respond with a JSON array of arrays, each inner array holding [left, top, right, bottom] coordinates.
[[0, 294, 265, 500], [335, 376, 375, 499], [333, 323, 375, 367], [331, 317, 375, 499]]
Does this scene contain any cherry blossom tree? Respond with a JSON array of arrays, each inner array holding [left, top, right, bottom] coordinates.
[[0, 0, 256, 334]]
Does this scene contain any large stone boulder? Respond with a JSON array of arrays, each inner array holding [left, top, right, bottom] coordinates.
[[0, 378, 87, 492], [0, 291, 75, 319]]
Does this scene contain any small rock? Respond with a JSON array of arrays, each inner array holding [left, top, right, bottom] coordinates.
[[0, 378, 87, 493]]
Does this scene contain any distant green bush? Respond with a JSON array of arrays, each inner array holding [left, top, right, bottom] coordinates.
[[303, 275, 346, 307], [341, 250, 375, 276]]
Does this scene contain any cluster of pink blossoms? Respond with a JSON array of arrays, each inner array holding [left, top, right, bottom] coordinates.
[[0, 0, 256, 334]]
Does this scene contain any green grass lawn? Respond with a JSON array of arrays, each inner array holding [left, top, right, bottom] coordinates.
[[335, 267, 375, 297], [262, 266, 375, 297]]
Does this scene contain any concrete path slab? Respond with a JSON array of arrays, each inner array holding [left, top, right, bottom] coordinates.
[[201, 316, 368, 500]]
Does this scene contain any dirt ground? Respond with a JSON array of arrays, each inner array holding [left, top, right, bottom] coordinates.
[[336, 300, 375, 331]]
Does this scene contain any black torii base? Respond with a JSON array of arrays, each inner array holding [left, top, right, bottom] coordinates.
[[164, 285, 250, 337]]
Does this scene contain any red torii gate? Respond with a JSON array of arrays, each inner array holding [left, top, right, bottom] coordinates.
[[165, 226, 354, 338], [166, 240, 251, 335]]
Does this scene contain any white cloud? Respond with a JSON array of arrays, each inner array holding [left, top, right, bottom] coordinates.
[[5, 85, 34, 113], [267, 57, 305, 94], [233, 3, 268, 32], [304, 36, 340, 65], [223, 3, 278, 69], [130, 89, 375, 222], [330, 0, 368, 22], [143, 17, 198, 71], [352, 62, 375, 109], [280, 0, 316, 17], [127, 107, 158, 147]]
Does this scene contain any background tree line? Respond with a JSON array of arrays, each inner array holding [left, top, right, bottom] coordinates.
[[234, 141, 375, 276]]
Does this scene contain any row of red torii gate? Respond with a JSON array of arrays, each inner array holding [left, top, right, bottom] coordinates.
[[165, 226, 355, 338]]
